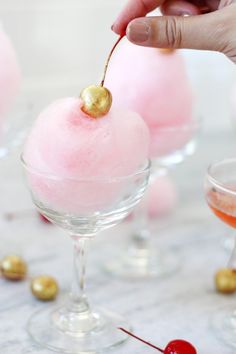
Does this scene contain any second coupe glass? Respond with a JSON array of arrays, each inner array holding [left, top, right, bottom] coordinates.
[[106, 120, 199, 278]]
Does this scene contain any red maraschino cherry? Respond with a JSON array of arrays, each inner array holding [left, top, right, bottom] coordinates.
[[164, 340, 197, 354], [119, 328, 197, 354]]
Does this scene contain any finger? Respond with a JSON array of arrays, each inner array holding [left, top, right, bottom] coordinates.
[[126, 11, 225, 51], [161, 0, 202, 15], [112, 0, 164, 35], [190, 0, 217, 11], [161, 0, 211, 14], [206, 0, 221, 9]]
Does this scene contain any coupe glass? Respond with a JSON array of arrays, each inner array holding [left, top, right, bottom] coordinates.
[[205, 158, 236, 348], [21, 155, 150, 353], [106, 120, 199, 278]]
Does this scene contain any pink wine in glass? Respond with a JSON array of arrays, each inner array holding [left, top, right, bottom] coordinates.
[[207, 188, 236, 228]]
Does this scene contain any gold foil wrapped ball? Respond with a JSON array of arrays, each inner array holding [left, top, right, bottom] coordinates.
[[31, 275, 59, 301], [215, 268, 236, 294], [1, 255, 27, 281], [80, 85, 112, 118]]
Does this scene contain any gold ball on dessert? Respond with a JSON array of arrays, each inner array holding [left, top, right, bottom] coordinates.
[[80, 85, 112, 118], [1, 255, 27, 281], [31, 275, 59, 301], [215, 268, 236, 294]]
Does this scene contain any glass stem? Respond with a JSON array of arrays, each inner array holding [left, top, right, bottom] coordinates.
[[131, 190, 150, 253], [70, 238, 90, 312], [53, 237, 97, 334], [228, 234, 236, 269]]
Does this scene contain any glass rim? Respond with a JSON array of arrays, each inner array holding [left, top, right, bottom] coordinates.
[[207, 157, 236, 195], [21, 154, 151, 183]]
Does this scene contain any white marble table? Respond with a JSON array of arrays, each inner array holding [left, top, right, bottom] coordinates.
[[1, 131, 236, 354]]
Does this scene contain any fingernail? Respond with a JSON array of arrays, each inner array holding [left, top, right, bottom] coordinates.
[[127, 19, 150, 44], [111, 22, 122, 35]]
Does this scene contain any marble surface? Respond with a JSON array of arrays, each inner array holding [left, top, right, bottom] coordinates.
[[1, 131, 236, 354]]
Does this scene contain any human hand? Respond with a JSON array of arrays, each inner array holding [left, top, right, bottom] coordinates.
[[112, 0, 236, 63]]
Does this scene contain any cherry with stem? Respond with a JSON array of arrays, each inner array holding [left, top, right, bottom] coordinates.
[[118, 327, 197, 354]]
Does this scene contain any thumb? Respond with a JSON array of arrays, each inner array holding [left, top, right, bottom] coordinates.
[[126, 10, 228, 52]]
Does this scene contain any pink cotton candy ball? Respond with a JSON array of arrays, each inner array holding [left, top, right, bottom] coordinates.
[[105, 38, 194, 158], [24, 97, 149, 214], [0, 26, 21, 117], [126, 174, 177, 221], [147, 174, 177, 218]]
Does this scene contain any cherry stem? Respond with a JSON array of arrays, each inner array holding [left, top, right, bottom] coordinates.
[[118, 327, 164, 353], [100, 35, 124, 87]]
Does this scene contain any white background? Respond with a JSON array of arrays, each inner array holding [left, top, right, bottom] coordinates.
[[0, 0, 236, 133]]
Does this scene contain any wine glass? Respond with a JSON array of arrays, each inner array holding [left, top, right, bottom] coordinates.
[[21, 155, 150, 353], [106, 119, 199, 279], [205, 158, 236, 348]]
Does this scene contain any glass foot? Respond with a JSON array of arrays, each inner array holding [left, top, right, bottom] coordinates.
[[105, 248, 179, 279], [213, 305, 236, 349], [27, 306, 130, 353]]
